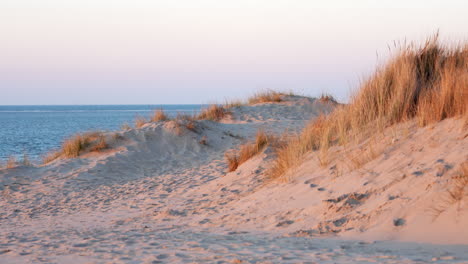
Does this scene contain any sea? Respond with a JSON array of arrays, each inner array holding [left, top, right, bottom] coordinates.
[[0, 105, 204, 163]]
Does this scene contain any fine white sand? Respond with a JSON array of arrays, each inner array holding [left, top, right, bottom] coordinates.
[[1, 95, 467, 263]]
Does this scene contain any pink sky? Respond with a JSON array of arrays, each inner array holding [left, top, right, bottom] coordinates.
[[1, 0, 467, 104]]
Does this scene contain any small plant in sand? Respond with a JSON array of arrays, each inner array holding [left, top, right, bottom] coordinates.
[[318, 93, 338, 104], [6, 156, 17, 169], [224, 99, 244, 108], [248, 90, 284, 105], [197, 104, 229, 121], [199, 136, 208, 145], [135, 116, 147, 128], [271, 34, 468, 180], [150, 109, 169, 122], [185, 121, 197, 132], [225, 129, 270, 172]]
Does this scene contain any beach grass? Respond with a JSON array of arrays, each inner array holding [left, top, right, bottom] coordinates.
[[271, 35, 468, 180]]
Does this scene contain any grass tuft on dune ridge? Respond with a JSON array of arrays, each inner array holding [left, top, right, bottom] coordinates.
[[226, 130, 270, 172], [271, 34, 468, 180], [197, 104, 229, 121], [43, 132, 109, 164], [248, 90, 285, 105], [151, 109, 169, 122]]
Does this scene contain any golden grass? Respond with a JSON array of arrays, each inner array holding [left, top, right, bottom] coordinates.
[[226, 130, 270, 172], [271, 35, 467, 180], [197, 104, 229, 121], [150, 109, 168, 122], [248, 90, 284, 105], [6, 156, 17, 169], [43, 132, 108, 163], [319, 93, 338, 104], [135, 116, 147, 128]]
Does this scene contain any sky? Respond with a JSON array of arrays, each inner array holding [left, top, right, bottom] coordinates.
[[0, 0, 467, 105]]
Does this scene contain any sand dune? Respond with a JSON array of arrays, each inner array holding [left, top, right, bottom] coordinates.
[[1, 95, 467, 263]]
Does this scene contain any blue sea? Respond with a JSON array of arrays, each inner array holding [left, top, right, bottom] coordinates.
[[0, 105, 204, 162]]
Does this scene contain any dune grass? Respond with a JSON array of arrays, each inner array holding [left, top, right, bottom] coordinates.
[[196, 104, 229, 121], [225, 130, 270, 172], [6, 156, 17, 169], [135, 116, 148, 128], [271, 35, 467, 180], [247, 90, 284, 105], [43, 132, 109, 163], [151, 109, 169, 122], [319, 93, 338, 104]]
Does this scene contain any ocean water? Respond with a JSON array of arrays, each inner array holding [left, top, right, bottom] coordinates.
[[0, 105, 204, 163]]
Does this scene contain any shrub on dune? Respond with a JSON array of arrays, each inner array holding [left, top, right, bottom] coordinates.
[[135, 116, 147, 128], [197, 104, 229, 121], [151, 109, 169, 122]]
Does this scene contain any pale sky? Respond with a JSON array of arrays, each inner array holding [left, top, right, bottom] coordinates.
[[0, 0, 466, 104]]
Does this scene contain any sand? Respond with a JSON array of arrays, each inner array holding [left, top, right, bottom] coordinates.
[[1, 95, 467, 263]]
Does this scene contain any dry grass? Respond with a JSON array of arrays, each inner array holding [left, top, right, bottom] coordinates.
[[6, 156, 17, 169], [271, 35, 467, 180], [42, 151, 61, 164], [43, 132, 108, 163], [135, 116, 147, 128], [319, 93, 338, 104], [185, 121, 197, 132], [226, 130, 270, 172], [224, 99, 244, 108], [151, 109, 169, 122], [197, 104, 229, 121], [248, 90, 284, 105]]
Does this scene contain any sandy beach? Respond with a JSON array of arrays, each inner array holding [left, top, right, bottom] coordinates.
[[1, 94, 467, 263]]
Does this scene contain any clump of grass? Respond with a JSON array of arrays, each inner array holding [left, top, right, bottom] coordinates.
[[6, 156, 17, 169], [248, 90, 284, 105], [43, 132, 108, 163], [151, 109, 169, 122], [225, 130, 270, 172], [271, 34, 467, 180], [185, 121, 197, 132], [89, 135, 108, 152], [224, 99, 244, 108], [197, 104, 229, 121], [135, 116, 147, 128], [199, 136, 208, 145], [319, 93, 338, 104]]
